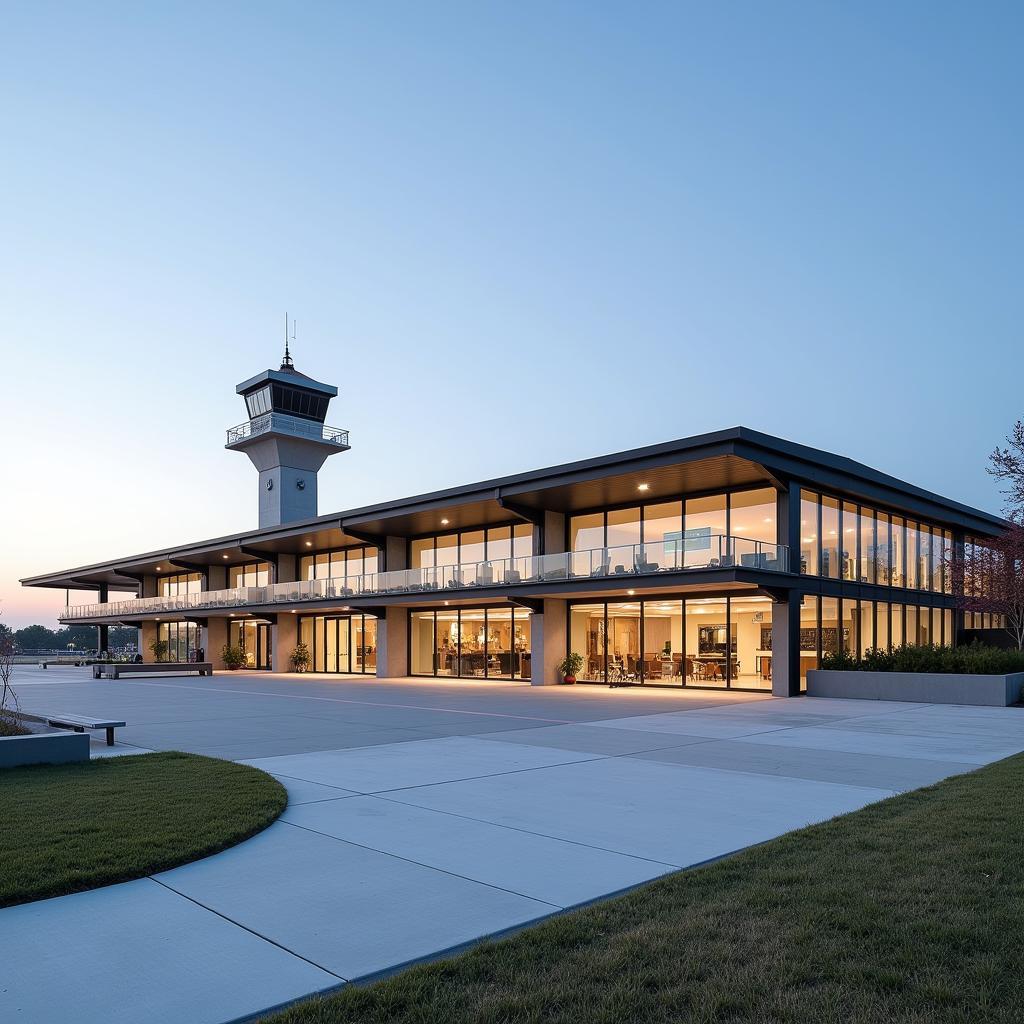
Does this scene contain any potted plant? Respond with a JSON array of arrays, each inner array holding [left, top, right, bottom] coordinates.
[[221, 644, 246, 670], [290, 641, 311, 673], [557, 652, 584, 685], [148, 638, 169, 663]]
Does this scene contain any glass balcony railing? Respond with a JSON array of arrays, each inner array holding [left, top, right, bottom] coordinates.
[[60, 536, 789, 621], [226, 413, 350, 447]]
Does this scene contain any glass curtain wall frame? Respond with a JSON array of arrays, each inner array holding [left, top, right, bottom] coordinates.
[[568, 595, 773, 692], [409, 525, 534, 570], [229, 619, 271, 669], [300, 546, 379, 581], [409, 607, 533, 680], [228, 562, 271, 588], [157, 621, 200, 662], [297, 613, 378, 674], [797, 490, 954, 599], [158, 573, 203, 597], [567, 487, 778, 563]]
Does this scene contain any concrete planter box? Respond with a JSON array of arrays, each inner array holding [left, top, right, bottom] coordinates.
[[0, 731, 90, 769], [808, 669, 1024, 707]]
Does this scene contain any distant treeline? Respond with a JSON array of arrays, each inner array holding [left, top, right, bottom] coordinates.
[[0, 622, 139, 652]]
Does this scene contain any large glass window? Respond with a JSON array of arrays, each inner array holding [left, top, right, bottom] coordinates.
[[642, 599, 684, 683], [159, 573, 203, 597], [570, 604, 606, 682], [410, 607, 533, 680], [875, 601, 890, 653], [800, 491, 819, 576], [891, 517, 906, 588], [729, 488, 777, 545], [410, 611, 435, 675], [157, 621, 200, 661], [412, 526, 535, 570], [299, 614, 376, 674], [841, 598, 860, 659], [730, 596, 773, 690], [858, 508, 875, 584], [300, 547, 376, 581], [799, 595, 819, 691], [820, 597, 840, 659], [875, 513, 891, 585], [229, 620, 271, 670], [606, 509, 641, 553], [821, 497, 840, 579], [841, 502, 858, 582], [685, 495, 727, 568], [685, 597, 729, 687], [229, 562, 270, 588]]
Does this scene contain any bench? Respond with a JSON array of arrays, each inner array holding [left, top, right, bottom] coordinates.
[[40, 659, 89, 669], [92, 662, 213, 679], [19, 711, 126, 747]]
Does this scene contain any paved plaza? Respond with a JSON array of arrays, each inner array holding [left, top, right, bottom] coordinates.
[[4, 665, 1024, 1023]]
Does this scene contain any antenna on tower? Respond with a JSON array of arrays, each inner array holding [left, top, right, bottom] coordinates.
[[281, 312, 295, 370]]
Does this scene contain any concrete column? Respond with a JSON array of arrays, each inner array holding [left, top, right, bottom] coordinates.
[[543, 511, 565, 556], [207, 565, 228, 591], [531, 598, 567, 686], [205, 617, 229, 670], [140, 620, 158, 662], [272, 613, 297, 672], [772, 592, 801, 697], [141, 574, 158, 598], [376, 606, 408, 678], [385, 537, 407, 572]]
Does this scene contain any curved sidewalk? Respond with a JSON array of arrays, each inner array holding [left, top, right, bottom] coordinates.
[[4, 669, 1024, 1023]]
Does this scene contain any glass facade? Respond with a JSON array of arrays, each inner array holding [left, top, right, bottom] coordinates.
[[410, 607, 532, 679], [159, 573, 202, 597], [299, 546, 378, 581], [569, 488, 776, 559], [157, 621, 199, 661], [229, 562, 270, 587], [568, 595, 774, 690], [298, 614, 378, 673], [229, 620, 271, 669], [410, 525, 533, 569], [799, 490, 952, 594]]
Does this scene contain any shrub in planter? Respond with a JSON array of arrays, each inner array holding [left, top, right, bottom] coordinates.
[[221, 644, 246, 670], [148, 639, 169, 663], [290, 642, 311, 673], [821, 641, 1024, 675], [557, 652, 584, 684]]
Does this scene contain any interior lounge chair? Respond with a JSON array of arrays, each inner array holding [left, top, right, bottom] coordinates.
[[634, 553, 660, 574]]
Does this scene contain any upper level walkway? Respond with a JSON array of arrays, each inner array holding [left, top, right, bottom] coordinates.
[[61, 536, 789, 622]]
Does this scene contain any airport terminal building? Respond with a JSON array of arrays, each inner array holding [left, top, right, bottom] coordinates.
[[22, 351, 1006, 697]]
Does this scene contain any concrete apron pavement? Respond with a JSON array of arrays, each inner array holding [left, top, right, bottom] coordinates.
[[4, 668, 1024, 1024]]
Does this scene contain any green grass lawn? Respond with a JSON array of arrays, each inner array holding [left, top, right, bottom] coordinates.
[[1, 751, 286, 908], [265, 754, 1024, 1024]]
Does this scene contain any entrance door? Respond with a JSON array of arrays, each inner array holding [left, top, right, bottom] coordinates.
[[231, 620, 272, 670], [257, 623, 272, 670]]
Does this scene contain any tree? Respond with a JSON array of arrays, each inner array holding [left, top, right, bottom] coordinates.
[[13, 624, 57, 651], [950, 525, 1024, 650], [0, 614, 20, 733], [989, 420, 1024, 521]]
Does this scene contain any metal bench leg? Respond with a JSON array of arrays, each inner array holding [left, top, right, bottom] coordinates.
[[106, 727, 115, 746]]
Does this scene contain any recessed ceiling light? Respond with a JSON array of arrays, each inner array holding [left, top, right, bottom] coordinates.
[[156, 566, 162, 571], [291, 609, 296, 614], [222, 554, 229, 559], [305, 541, 313, 547], [627, 589, 635, 595], [637, 483, 649, 492], [441, 518, 450, 525]]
